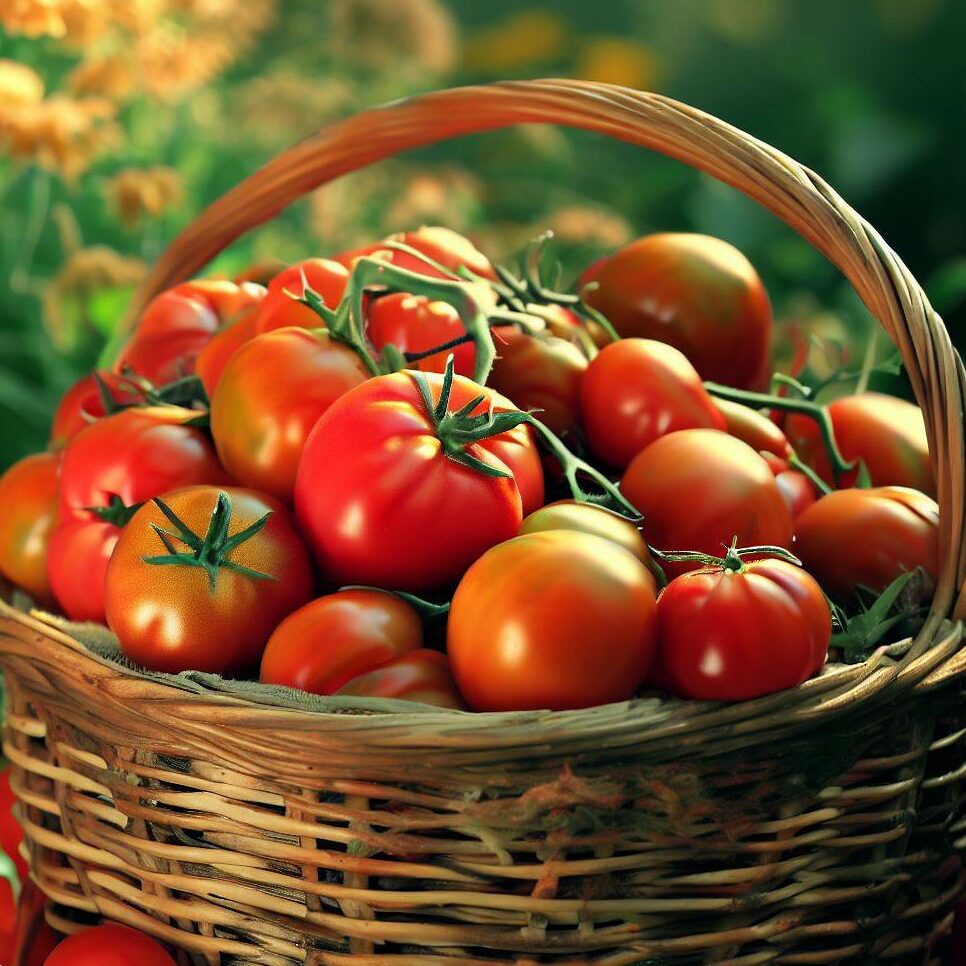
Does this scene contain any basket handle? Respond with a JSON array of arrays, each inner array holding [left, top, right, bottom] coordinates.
[[126, 78, 966, 628]]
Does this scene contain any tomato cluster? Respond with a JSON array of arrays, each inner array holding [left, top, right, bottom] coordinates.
[[0, 227, 939, 715]]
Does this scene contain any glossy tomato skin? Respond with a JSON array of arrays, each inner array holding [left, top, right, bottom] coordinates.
[[295, 370, 543, 592], [652, 559, 831, 701], [43, 923, 176, 966], [582, 233, 772, 389], [785, 392, 934, 496], [336, 227, 495, 280], [794, 486, 939, 598], [49, 371, 142, 448], [337, 649, 465, 708], [210, 328, 369, 503], [713, 398, 791, 458], [621, 429, 794, 575], [580, 338, 726, 468], [448, 530, 657, 712], [106, 487, 313, 674], [488, 328, 588, 437], [194, 305, 262, 398], [46, 519, 118, 623], [255, 258, 350, 334], [58, 408, 230, 523], [261, 589, 423, 694], [0, 453, 59, 605], [367, 293, 475, 377]]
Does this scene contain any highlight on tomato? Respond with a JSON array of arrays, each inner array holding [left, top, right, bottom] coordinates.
[[621, 429, 794, 575], [336, 649, 464, 708], [650, 543, 831, 701], [448, 530, 658, 712], [43, 922, 177, 966], [210, 327, 369, 503], [784, 391, 934, 495], [106, 487, 313, 674], [0, 452, 60, 606], [713, 397, 792, 458], [794, 486, 939, 598], [580, 338, 726, 468], [581, 233, 772, 389], [294, 360, 544, 592]]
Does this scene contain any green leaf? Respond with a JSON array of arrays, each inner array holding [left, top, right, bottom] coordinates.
[[831, 571, 916, 662]]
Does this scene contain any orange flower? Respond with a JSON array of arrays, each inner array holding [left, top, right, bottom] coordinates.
[[544, 206, 633, 249], [68, 55, 134, 99], [575, 38, 659, 91], [0, 0, 67, 38], [462, 10, 569, 72], [104, 166, 184, 228]]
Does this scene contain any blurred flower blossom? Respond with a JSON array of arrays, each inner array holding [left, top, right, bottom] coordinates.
[[383, 167, 483, 232], [0, 0, 68, 38], [575, 38, 659, 91], [462, 9, 569, 72], [104, 166, 185, 228], [68, 55, 135, 100], [543, 205, 633, 249], [0, 60, 45, 107], [707, 0, 780, 42]]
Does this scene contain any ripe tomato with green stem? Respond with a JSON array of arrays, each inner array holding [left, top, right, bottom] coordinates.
[[448, 530, 658, 712], [255, 258, 350, 334], [0, 453, 60, 606], [106, 487, 313, 674], [621, 429, 794, 577], [794, 486, 939, 599], [650, 543, 831, 701], [49, 371, 143, 448], [581, 233, 772, 390], [580, 338, 726, 468]]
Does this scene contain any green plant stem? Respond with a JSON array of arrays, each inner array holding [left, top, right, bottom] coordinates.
[[654, 538, 803, 571], [786, 453, 833, 496]]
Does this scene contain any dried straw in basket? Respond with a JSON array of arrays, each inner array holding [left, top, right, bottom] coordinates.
[[2, 79, 966, 965]]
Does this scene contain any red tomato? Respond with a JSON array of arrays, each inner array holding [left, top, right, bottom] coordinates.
[[784, 392, 934, 495], [43, 923, 176, 966], [760, 453, 817, 519], [210, 328, 369, 503], [580, 339, 726, 468], [794, 486, 939, 598], [49, 371, 141, 448], [713, 398, 791, 458], [106, 487, 313, 674], [0, 768, 26, 885], [621, 429, 794, 575], [58, 407, 230, 524], [367, 293, 475, 377], [0, 453, 59, 606], [652, 554, 831, 701], [337, 649, 464, 708], [295, 369, 544, 591], [235, 258, 287, 287], [487, 328, 588, 437], [255, 258, 349, 334], [582, 233, 772, 389], [448, 530, 658, 711], [47, 518, 123, 623], [194, 304, 262, 398], [336, 227, 495, 280], [261, 589, 423, 694]]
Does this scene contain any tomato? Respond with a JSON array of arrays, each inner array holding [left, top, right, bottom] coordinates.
[[295, 368, 544, 591], [47, 518, 126, 623], [235, 258, 287, 287], [713, 398, 791, 458], [760, 453, 817, 519], [519, 500, 661, 578], [255, 258, 349, 334], [58, 407, 229, 524], [367, 293, 475, 377], [49, 371, 142, 448], [540, 304, 611, 351], [580, 338, 726, 468], [106, 487, 313, 674], [337, 650, 464, 708], [448, 530, 657, 711], [794, 486, 939, 598], [0, 453, 59, 606], [784, 392, 934, 495], [621, 429, 794, 575], [194, 304, 262, 398], [651, 552, 831, 701], [261, 589, 423, 693], [582, 233, 772, 389], [210, 328, 369, 503], [43, 923, 176, 966], [336, 227, 495, 280]]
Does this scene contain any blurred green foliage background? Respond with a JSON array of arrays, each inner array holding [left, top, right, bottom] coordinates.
[[0, 0, 964, 470]]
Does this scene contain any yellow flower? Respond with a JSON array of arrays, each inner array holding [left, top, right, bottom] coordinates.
[[1, 94, 121, 179], [104, 166, 184, 228], [462, 10, 569, 72], [68, 55, 134, 99], [575, 38, 658, 91], [0, 60, 45, 109], [0, 0, 67, 38], [543, 205, 633, 249]]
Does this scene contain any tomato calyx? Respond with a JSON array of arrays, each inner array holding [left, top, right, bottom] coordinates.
[[87, 493, 143, 528], [654, 537, 803, 574], [144, 491, 277, 589]]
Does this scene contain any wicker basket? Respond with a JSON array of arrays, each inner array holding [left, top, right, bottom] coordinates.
[[3, 79, 966, 966]]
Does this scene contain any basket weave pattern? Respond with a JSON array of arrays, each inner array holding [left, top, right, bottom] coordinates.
[[2, 80, 966, 965]]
